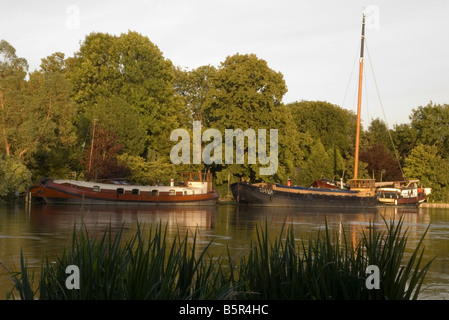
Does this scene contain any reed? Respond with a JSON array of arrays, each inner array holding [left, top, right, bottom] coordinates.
[[235, 216, 433, 300], [33, 222, 237, 300], [4, 215, 433, 300]]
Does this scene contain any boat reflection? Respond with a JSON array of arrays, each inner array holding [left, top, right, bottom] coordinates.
[[28, 204, 218, 232]]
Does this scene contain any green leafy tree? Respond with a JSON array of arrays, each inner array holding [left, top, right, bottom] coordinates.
[[391, 123, 417, 167], [409, 102, 449, 157], [84, 96, 147, 156], [0, 155, 32, 200], [362, 118, 393, 153], [117, 153, 179, 185], [24, 52, 78, 179], [343, 155, 370, 181], [70, 31, 187, 160], [174, 65, 217, 123], [1, 42, 76, 181], [297, 139, 333, 186], [202, 53, 305, 183], [0, 40, 29, 157], [288, 100, 356, 158], [403, 144, 449, 202]]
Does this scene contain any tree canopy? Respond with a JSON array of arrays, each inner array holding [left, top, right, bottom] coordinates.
[[0, 35, 447, 202]]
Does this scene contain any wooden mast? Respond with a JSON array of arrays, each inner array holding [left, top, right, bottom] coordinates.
[[353, 13, 366, 180]]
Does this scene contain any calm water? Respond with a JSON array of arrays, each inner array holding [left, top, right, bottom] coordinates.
[[0, 203, 448, 300]]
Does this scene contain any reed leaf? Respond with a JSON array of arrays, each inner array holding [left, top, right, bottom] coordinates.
[[5, 215, 434, 300]]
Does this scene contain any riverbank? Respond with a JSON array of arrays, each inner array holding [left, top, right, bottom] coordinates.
[[421, 202, 449, 208]]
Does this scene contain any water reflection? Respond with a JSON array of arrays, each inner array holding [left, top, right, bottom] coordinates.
[[0, 203, 447, 300], [29, 204, 218, 231]]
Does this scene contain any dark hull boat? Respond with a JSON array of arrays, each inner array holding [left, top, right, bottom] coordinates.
[[230, 13, 429, 209], [231, 180, 378, 209]]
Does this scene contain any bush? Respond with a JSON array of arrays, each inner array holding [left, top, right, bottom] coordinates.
[[0, 155, 32, 201]]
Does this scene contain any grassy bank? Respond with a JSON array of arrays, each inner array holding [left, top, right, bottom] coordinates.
[[3, 216, 433, 300]]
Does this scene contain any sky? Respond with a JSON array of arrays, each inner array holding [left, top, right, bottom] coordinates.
[[1, 0, 448, 126]]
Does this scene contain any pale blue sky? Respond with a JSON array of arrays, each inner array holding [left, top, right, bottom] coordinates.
[[2, 0, 448, 125]]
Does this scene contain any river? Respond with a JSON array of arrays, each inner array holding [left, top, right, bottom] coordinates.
[[0, 203, 448, 300]]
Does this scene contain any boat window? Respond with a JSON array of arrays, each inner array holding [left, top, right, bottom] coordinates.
[[117, 188, 124, 195], [152, 189, 159, 196], [132, 189, 139, 195], [93, 185, 100, 192], [183, 191, 187, 195], [169, 189, 176, 196]]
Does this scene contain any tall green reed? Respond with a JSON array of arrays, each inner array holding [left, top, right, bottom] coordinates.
[[4, 215, 434, 300], [235, 215, 433, 300]]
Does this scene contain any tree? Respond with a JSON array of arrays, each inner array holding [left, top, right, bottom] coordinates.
[[1, 42, 76, 181], [79, 125, 130, 181], [409, 102, 449, 157], [204, 53, 286, 129], [117, 153, 178, 185], [174, 65, 217, 123], [362, 118, 393, 152], [70, 31, 187, 159], [297, 140, 333, 186], [391, 123, 417, 167], [403, 144, 449, 202], [84, 96, 147, 156], [0, 155, 32, 200], [23, 52, 78, 179], [288, 100, 357, 158], [359, 143, 403, 181], [202, 53, 305, 183], [0, 40, 29, 157]]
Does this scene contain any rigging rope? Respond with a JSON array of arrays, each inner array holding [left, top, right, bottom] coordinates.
[[341, 47, 359, 111], [364, 38, 405, 180]]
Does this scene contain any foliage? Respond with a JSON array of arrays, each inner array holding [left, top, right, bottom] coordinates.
[[409, 102, 449, 158], [288, 100, 356, 157], [403, 144, 449, 202], [70, 31, 187, 158], [174, 65, 217, 123], [84, 96, 147, 156], [117, 153, 179, 185], [1, 44, 78, 181], [5, 217, 433, 300], [362, 118, 392, 152], [391, 123, 417, 167], [202, 53, 305, 183], [1, 36, 449, 201], [360, 143, 403, 181], [79, 125, 130, 181], [0, 155, 32, 200], [296, 139, 333, 186]]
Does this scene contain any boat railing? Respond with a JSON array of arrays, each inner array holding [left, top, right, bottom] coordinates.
[[180, 172, 213, 193], [349, 179, 376, 196]]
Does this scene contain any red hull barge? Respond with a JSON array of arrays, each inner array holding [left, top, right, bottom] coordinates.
[[376, 180, 430, 206], [30, 172, 219, 206]]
